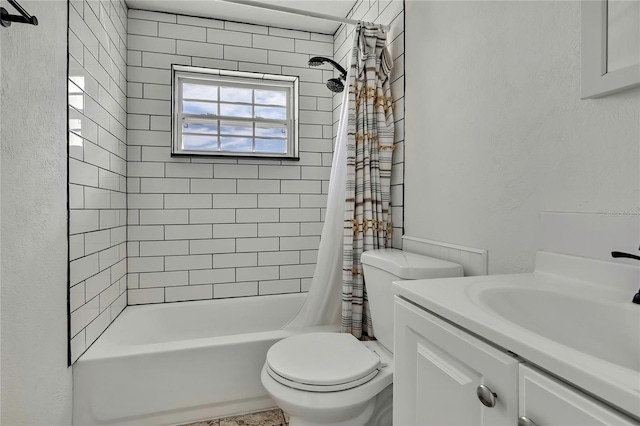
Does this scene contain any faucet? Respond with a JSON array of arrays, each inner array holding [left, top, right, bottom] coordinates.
[[611, 246, 640, 304]]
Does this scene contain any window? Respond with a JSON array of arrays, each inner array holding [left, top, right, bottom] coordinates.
[[172, 66, 299, 158]]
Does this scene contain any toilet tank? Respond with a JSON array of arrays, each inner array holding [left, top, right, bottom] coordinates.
[[361, 249, 463, 352]]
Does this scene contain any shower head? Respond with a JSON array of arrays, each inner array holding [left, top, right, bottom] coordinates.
[[308, 56, 327, 67], [309, 57, 348, 93], [308, 56, 348, 78], [326, 78, 344, 93]]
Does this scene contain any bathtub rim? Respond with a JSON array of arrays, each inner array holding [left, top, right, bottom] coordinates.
[[75, 292, 341, 362]]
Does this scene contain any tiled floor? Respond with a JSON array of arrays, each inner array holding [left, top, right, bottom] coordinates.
[[184, 409, 289, 426]]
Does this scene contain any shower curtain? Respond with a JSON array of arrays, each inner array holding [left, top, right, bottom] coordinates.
[[284, 64, 352, 330], [342, 24, 394, 339], [285, 24, 394, 337]]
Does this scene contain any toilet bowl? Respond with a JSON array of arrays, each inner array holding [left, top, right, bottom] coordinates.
[[261, 337, 393, 426], [261, 249, 463, 426]]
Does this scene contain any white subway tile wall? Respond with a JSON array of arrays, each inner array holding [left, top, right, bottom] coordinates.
[[333, 0, 404, 249], [68, 0, 128, 363], [126, 10, 334, 305]]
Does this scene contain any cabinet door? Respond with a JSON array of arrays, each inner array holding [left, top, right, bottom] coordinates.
[[394, 297, 519, 426], [519, 365, 639, 425]]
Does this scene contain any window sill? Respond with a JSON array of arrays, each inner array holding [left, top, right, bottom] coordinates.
[[170, 152, 300, 161]]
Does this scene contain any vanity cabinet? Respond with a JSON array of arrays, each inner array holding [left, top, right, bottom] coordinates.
[[394, 296, 640, 426], [519, 364, 638, 426], [394, 297, 520, 425]]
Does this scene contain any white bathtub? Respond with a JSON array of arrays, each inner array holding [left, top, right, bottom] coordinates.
[[73, 293, 338, 425]]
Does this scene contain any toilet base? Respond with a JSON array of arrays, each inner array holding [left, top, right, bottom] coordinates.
[[288, 398, 374, 426], [369, 384, 393, 425], [285, 384, 392, 426]]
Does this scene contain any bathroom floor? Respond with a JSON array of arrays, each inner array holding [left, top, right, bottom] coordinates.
[[184, 409, 290, 426]]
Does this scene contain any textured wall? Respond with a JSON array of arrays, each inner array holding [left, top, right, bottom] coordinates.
[[333, 0, 405, 248], [125, 11, 335, 304], [0, 1, 73, 423], [68, 0, 128, 362], [405, 1, 640, 274]]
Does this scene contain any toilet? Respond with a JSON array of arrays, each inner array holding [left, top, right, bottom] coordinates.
[[261, 248, 463, 426]]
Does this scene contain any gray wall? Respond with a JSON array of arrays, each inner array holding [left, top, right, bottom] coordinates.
[[405, 0, 640, 274], [1, 1, 72, 423]]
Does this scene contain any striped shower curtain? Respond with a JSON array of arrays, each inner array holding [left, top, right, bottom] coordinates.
[[342, 23, 394, 339]]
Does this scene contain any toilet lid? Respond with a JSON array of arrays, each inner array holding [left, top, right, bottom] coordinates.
[[266, 333, 382, 388]]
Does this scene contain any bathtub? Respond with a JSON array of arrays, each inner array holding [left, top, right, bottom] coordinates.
[[73, 293, 338, 425]]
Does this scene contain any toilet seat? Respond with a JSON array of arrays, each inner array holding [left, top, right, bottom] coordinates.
[[265, 364, 379, 392], [265, 332, 382, 393]]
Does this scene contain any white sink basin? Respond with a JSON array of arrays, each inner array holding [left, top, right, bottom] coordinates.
[[477, 287, 640, 371]]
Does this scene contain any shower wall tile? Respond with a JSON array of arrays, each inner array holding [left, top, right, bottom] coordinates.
[[128, 288, 164, 304], [69, 0, 128, 363], [259, 279, 301, 295], [126, 10, 334, 305], [165, 285, 213, 302], [333, 0, 405, 249], [214, 281, 258, 299]]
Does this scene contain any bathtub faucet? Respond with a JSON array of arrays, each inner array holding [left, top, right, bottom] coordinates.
[[611, 246, 640, 304]]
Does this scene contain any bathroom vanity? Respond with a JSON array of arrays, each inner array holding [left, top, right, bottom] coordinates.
[[392, 251, 640, 425]]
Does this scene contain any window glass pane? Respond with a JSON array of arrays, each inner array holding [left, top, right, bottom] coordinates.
[[255, 138, 287, 153], [220, 87, 252, 103], [69, 118, 82, 135], [183, 135, 218, 151], [255, 123, 287, 138], [220, 121, 253, 136], [183, 83, 217, 101], [183, 101, 218, 115], [220, 103, 253, 118], [183, 122, 218, 134], [255, 106, 286, 120], [69, 94, 84, 111], [68, 80, 82, 93], [68, 81, 84, 111], [220, 137, 252, 152], [255, 89, 286, 106], [69, 132, 83, 147]]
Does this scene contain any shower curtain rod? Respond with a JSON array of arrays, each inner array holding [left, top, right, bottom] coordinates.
[[215, 0, 390, 30]]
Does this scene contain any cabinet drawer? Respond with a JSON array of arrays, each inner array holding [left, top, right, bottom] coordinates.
[[394, 296, 520, 426], [519, 364, 639, 425]]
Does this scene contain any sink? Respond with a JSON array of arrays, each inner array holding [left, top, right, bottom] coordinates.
[[477, 287, 640, 371], [393, 251, 640, 419]]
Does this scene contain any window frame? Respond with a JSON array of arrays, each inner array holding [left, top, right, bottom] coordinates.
[[171, 65, 299, 159]]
